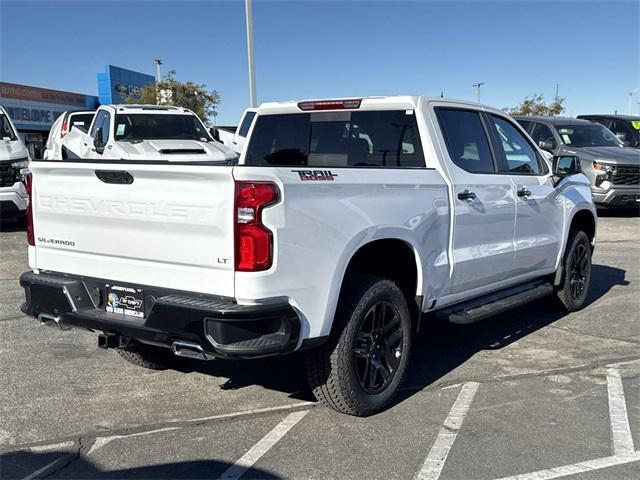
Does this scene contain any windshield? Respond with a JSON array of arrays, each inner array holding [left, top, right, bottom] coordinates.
[[0, 114, 17, 141], [554, 123, 622, 147], [114, 113, 211, 142]]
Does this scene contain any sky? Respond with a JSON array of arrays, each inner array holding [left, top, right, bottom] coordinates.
[[1, 0, 638, 125]]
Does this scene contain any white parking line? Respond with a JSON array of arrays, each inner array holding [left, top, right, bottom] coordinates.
[[219, 409, 310, 480], [495, 452, 640, 480], [415, 382, 480, 480], [86, 427, 181, 456], [606, 368, 635, 457], [20, 455, 69, 480]]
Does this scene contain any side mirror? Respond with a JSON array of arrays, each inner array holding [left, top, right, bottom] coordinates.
[[209, 127, 221, 142], [93, 128, 105, 153], [553, 155, 581, 177], [539, 140, 556, 151]]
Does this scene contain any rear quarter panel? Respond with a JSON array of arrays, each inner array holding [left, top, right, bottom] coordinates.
[[233, 166, 450, 341]]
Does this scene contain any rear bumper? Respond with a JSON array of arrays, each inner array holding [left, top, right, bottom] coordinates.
[[20, 271, 301, 359]]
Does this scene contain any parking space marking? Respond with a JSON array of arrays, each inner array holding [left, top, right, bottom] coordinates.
[[183, 401, 314, 425], [495, 452, 640, 480], [20, 455, 69, 480], [86, 427, 180, 456], [27, 440, 75, 453], [606, 368, 635, 457], [220, 409, 310, 480], [415, 382, 480, 480]]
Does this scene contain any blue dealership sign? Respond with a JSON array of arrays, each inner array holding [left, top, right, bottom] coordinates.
[[97, 65, 155, 104]]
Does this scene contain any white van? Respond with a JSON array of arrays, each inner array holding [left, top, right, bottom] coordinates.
[[44, 110, 95, 160], [0, 106, 29, 221]]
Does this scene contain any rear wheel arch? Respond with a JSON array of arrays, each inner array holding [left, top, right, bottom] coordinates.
[[336, 239, 422, 327]]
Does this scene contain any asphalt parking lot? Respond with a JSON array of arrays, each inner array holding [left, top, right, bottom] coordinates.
[[1, 211, 639, 480]]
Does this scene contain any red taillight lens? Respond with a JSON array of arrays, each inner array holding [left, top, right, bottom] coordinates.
[[234, 181, 279, 271], [60, 121, 68, 138], [297, 99, 362, 111], [23, 172, 34, 246]]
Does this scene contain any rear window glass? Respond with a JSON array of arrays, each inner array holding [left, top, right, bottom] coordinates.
[[69, 113, 94, 131], [245, 110, 425, 168]]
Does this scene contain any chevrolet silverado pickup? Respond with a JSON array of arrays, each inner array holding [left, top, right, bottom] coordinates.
[[20, 96, 596, 416], [63, 104, 237, 162], [0, 105, 29, 222]]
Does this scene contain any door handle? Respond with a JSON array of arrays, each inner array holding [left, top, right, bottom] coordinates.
[[457, 190, 476, 201], [95, 170, 134, 184], [517, 188, 532, 198]]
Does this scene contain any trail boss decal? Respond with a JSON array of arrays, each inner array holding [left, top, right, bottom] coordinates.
[[292, 170, 338, 181]]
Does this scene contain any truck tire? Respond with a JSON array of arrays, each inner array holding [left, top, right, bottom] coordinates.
[[306, 275, 412, 416], [116, 341, 173, 370], [555, 230, 592, 311]]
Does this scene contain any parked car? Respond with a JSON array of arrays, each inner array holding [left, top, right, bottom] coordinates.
[[21, 96, 596, 416], [515, 116, 640, 208], [0, 106, 29, 222], [211, 108, 257, 154], [577, 114, 640, 149], [43, 110, 96, 160], [63, 104, 237, 162]]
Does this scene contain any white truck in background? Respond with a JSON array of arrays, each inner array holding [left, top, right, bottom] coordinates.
[[21, 96, 596, 416], [0, 106, 29, 222], [211, 108, 257, 154], [64, 104, 237, 162], [43, 110, 96, 160]]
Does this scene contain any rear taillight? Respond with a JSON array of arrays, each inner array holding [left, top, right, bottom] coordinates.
[[297, 99, 362, 111], [234, 181, 279, 272], [60, 121, 68, 138], [23, 172, 34, 246]]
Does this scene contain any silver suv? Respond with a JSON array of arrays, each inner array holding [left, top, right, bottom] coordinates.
[[516, 116, 640, 208]]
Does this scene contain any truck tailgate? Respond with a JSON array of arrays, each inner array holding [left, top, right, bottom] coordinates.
[[29, 161, 235, 297]]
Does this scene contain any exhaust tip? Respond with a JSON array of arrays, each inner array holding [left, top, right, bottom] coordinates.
[[38, 313, 72, 330], [171, 340, 214, 361]]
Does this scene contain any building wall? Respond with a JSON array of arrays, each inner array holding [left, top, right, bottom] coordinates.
[[97, 65, 155, 104], [0, 82, 99, 132]]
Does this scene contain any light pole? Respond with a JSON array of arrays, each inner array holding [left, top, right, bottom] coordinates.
[[245, 0, 257, 108], [154, 59, 163, 83], [472, 82, 485, 103], [628, 88, 639, 114]]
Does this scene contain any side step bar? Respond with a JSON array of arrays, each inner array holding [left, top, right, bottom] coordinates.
[[438, 280, 554, 325]]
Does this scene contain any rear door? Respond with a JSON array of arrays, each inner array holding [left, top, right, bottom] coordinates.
[[434, 107, 517, 294], [30, 161, 236, 296], [486, 114, 563, 273]]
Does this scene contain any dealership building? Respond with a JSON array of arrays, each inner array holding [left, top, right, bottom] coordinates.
[[0, 65, 154, 157]]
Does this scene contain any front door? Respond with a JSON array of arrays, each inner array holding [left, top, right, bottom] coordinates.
[[486, 114, 563, 273]]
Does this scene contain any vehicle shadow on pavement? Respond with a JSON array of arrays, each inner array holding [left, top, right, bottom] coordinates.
[[597, 207, 640, 218], [0, 218, 26, 232], [405, 263, 630, 392], [0, 450, 281, 479], [163, 264, 628, 407]]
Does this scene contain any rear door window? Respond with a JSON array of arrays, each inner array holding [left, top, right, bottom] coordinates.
[[246, 110, 425, 168], [237, 111, 256, 138], [435, 108, 495, 173], [69, 113, 94, 133]]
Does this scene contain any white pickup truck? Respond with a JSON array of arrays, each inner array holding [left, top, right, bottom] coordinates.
[[0, 106, 29, 222], [212, 108, 257, 154], [20, 96, 596, 416], [64, 104, 237, 162]]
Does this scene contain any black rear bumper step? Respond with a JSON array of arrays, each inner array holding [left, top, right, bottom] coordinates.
[[437, 279, 554, 325], [20, 271, 301, 359]]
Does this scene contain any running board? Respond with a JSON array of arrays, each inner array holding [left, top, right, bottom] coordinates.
[[437, 280, 554, 325]]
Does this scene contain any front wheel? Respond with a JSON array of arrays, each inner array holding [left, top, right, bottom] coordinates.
[[555, 230, 592, 311], [306, 275, 413, 416]]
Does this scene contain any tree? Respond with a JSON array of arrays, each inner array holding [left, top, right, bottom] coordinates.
[[120, 70, 220, 124], [504, 94, 565, 116]]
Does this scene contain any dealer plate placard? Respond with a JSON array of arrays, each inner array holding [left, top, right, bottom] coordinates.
[[105, 284, 144, 318]]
